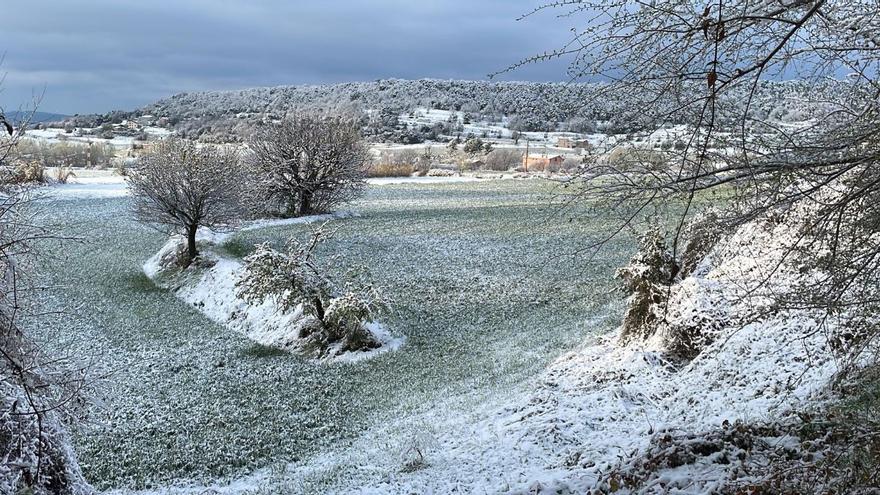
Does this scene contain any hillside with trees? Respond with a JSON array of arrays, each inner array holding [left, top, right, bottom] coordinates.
[[62, 78, 834, 144]]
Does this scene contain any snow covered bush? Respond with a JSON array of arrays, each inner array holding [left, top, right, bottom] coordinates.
[[615, 219, 735, 357], [369, 150, 416, 178], [235, 224, 389, 357], [8, 161, 47, 184], [397, 428, 437, 473], [484, 148, 522, 171], [616, 228, 679, 343]]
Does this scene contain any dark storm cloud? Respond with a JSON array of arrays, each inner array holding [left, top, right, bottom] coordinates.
[[1, 1, 576, 114]]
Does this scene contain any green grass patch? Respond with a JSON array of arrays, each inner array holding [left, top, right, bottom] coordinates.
[[239, 343, 289, 358], [218, 237, 251, 259], [124, 271, 161, 293]]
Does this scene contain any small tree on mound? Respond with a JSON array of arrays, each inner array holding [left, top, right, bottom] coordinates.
[[235, 224, 389, 355], [129, 138, 243, 265], [247, 113, 369, 218]]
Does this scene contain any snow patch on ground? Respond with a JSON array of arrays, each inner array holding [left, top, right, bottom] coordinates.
[[39, 171, 129, 200], [42, 172, 495, 200], [205, 211, 359, 244], [44, 182, 129, 200]]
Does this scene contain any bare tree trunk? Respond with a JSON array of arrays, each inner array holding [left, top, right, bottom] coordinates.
[[285, 195, 299, 218], [186, 224, 198, 263], [299, 190, 312, 216]]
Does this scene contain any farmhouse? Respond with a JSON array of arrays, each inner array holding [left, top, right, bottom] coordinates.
[[557, 137, 592, 149], [523, 154, 564, 171]]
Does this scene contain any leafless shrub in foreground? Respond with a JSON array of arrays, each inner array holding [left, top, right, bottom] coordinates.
[[0, 109, 92, 494]]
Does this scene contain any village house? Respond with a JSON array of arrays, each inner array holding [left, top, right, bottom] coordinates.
[[557, 137, 592, 149], [523, 154, 564, 172]]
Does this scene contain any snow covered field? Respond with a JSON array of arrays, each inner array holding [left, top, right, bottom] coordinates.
[[40, 172, 498, 200], [20, 172, 851, 493], [24, 126, 171, 148], [97, 209, 842, 494], [25, 179, 630, 491]]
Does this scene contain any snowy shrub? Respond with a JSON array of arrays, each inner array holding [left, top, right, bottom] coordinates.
[[484, 148, 522, 171], [236, 224, 389, 357], [9, 161, 47, 184], [616, 228, 679, 343], [53, 166, 76, 184], [616, 218, 736, 356], [396, 428, 437, 473], [369, 150, 417, 177], [602, 147, 668, 172], [678, 209, 726, 278], [462, 137, 484, 156], [322, 292, 384, 352]]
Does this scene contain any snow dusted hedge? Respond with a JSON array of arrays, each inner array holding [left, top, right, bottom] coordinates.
[[235, 226, 391, 358]]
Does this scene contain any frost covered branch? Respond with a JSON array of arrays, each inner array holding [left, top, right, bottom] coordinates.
[[0, 108, 92, 494]]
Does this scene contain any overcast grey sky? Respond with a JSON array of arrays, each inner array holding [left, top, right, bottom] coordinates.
[[1, 1, 575, 115]]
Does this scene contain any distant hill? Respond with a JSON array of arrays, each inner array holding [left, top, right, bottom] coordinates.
[[58, 78, 835, 145], [3, 110, 69, 125]]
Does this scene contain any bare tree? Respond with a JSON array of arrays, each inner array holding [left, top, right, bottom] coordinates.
[[247, 113, 369, 218], [128, 138, 243, 264], [502, 0, 879, 232], [484, 148, 523, 171]]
